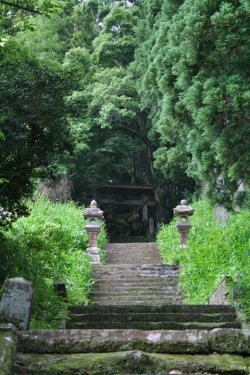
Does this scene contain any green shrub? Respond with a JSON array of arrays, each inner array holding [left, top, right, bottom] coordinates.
[[0, 197, 108, 328], [157, 200, 250, 317]]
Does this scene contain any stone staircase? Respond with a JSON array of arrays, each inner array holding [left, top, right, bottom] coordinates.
[[88, 243, 182, 306], [11, 242, 250, 374]]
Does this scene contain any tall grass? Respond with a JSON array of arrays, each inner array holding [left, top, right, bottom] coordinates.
[[0, 197, 108, 328], [157, 200, 250, 316]]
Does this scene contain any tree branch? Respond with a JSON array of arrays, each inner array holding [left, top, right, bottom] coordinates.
[[0, 0, 41, 14]]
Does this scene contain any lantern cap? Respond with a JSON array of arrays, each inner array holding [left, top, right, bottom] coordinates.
[[83, 199, 103, 219], [173, 199, 194, 216]]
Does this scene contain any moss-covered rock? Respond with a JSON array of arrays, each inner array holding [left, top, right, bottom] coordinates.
[[14, 350, 249, 374], [0, 324, 17, 375], [209, 328, 250, 353]]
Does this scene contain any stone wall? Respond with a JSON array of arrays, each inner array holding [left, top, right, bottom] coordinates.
[[207, 276, 231, 305]]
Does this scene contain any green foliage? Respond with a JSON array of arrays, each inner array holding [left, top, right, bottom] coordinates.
[[136, 0, 250, 208], [157, 200, 250, 316], [0, 197, 108, 328], [6, 0, 196, 223], [0, 0, 61, 36], [0, 40, 72, 220], [14, 13, 66, 62]]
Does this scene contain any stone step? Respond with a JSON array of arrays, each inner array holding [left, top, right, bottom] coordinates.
[[92, 273, 180, 279], [109, 236, 148, 243], [93, 264, 179, 271], [89, 295, 183, 304], [68, 312, 237, 324], [105, 259, 163, 265], [91, 297, 183, 303], [91, 285, 180, 293], [104, 242, 162, 264], [105, 242, 158, 249], [68, 304, 237, 314], [91, 295, 183, 303], [106, 246, 158, 250], [106, 249, 160, 254], [106, 251, 159, 256], [91, 299, 183, 305], [67, 321, 241, 330], [14, 350, 249, 374], [17, 327, 248, 355], [90, 289, 181, 296], [93, 278, 179, 286], [92, 264, 180, 278]]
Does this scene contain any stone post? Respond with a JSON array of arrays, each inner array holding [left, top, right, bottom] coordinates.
[[0, 278, 35, 330], [83, 200, 103, 264], [173, 199, 194, 246]]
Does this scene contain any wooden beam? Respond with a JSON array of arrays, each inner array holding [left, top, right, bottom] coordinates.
[[99, 198, 155, 206], [94, 184, 154, 190]]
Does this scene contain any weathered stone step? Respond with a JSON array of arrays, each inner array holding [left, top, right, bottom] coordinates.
[[89, 296, 183, 305], [93, 264, 179, 271], [106, 251, 161, 257], [106, 249, 159, 253], [66, 321, 241, 330], [93, 278, 179, 286], [106, 251, 161, 258], [90, 283, 179, 297], [107, 247, 160, 260], [68, 304, 236, 315], [90, 289, 180, 297], [105, 259, 163, 265], [106, 248, 160, 253], [92, 264, 180, 278], [92, 273, 180, 280], [68, 312, 237, 324], [105, 242, 158, 249], [14, 350, 250, 374], [91, 299, 183, 305], [17, 328, 249, 355]]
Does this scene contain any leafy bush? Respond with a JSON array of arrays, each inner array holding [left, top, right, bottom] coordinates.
[[0, 197, 108, 328], [157, 200, 250, 316]]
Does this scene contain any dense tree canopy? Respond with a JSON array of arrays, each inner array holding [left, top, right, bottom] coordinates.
[[136, 0, 250, 209], [0, 41, 72, 219], [2, 0, 250, 224]]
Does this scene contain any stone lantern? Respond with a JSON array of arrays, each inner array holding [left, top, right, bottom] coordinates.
[[83, 200, 103, 264], [173, 199, 194, 246]]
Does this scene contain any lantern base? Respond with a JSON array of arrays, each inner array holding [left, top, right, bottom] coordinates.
[[87, 247, 100, 264]]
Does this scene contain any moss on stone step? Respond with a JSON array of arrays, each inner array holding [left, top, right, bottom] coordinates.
[[66, 320, 241, 330], [14, 350, 249, 374], [68, 304, 236, 315], [68, 312, 237, 324]]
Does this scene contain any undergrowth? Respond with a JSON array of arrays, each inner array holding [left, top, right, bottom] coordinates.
[[157, 200, 250, 319], [0, 197, 108, 329]]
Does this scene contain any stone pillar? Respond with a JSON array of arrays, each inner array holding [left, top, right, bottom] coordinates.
[[83, 200, 103, 264], [142, 195, 148, 222], [173, 200, 194, 246], [0, 278, 35, 330], [149, 217, 154, 235]]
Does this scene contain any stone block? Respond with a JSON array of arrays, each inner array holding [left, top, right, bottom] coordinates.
[[209, 328, 250, 354], [17, 329, 210, 354], [0, 324, 18, 375], [0, 278, 35, 330]]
